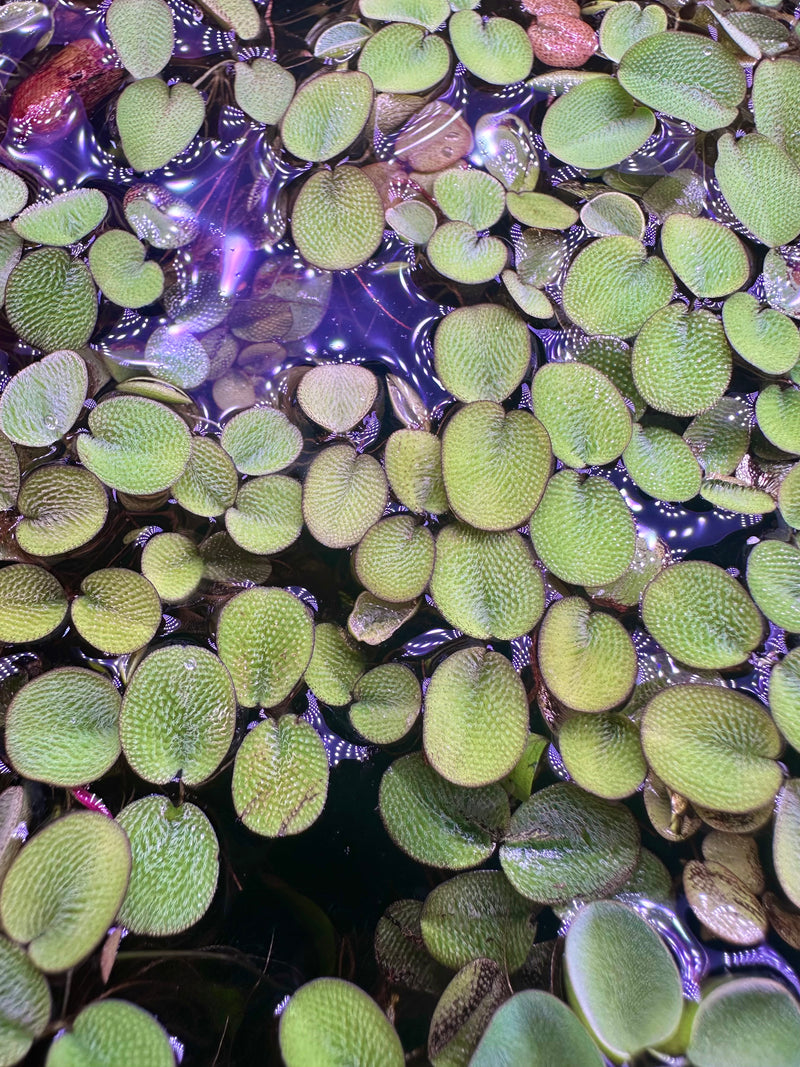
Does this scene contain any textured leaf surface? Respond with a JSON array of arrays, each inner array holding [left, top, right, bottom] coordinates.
[[756, 384, 800, 455], [428, 958, 507, 1066], [280, 978, 404, 1067], [292, 165, 384, 271], [641, 684, 782, 812], [379, 752, 509, 869], [140, 532, 203, 603], [303, 444, 387, 548], [660, 213, 749, 298], [433, 304, 530, 404], [448, 11, 532, 84], [375, 899, 449, 995], [617, 31, 746, 130], [442, 403, 551, 530], [232, 715, 328, 837], [430, 524, 543, 640], [747, 540, 800, 630], [117, 78, 204, 172], [45, 1000, 174, 1067], [89, 229, 164, 309], [358, 22, 450, 94], [0, 167, 27, 222], [541, 76, 655, 170], [220, 404, 302, 476], [599, 1, 666, 61], [559, 712, 646, 799], [226, 475, 303, 555], [171, 435, 238, 517], [530, 470, 636, 586], [359, 0, 449, 31], [427, 221, 506, 285], [715, 132, 800, 247], [580, 190, 645, 238], [687, 978, 800, 1067], [12, 188, 107, 246], [116, 796, 219, 935], [384, 429, 446, 514], [120, 645, 236, 784], [281, 72, 373, 162], [348, 591, 417, 644], [354, 515, 434, 602], [623, 424, 702, 502], [722, 292, 800, 375], [423, 647, 528, 787], [0, 935, 50, 1067], [471, 990, 604, 1067], [538, 596, 636, 712], [0, 348, 87, 447], [71, 567, 161, 654], [106, 0, 174, 78], [349, 663, 421, 743], [499, 783, 640, 904], [564, 901, 683, 1058], [304, 622, 365, 706], [0, 812, 130, 973], [433, 168, 505, 230], [752, 58, 800, 168], [632, 303, 732, 417], [5, 248, 97, 351], [683, 860, 767, 946], [234, 58, 294, 125], [0, 564, 67, 643], [297, 363, 378, 433], [684, 396, 750, 476], [16, 465, 107, 557], [562, 236, 673, 338], [217, 586, 314, 707], [770, 647, 800, 751]]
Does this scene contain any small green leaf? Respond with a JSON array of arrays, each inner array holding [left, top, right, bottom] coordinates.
[[359, 0, 449, 30], [106, 0, 174, 79], [0, 168, 28, 222], [12, 188, 107, 246], [770, 647, 800, 751], [5, 248, 97, 351], [71, 567, 161, 654], [756, 384, 800, 455], [217, 586, 314, 707], [722, 292, 800, 375], [448, 10, 533, 84], [684, 396, 750, 476], [123, 184, 200, 249], [0, 935, 50, 1067], [747, 539, 800, 630], [117, 77, 205, 172], [752, 58, 800, 168], [279, 978, 404, 1067], [683, 860, 767, 946], [599, 1, 667, 61], [500, 783, 640, 904], [88, 229, 164, 309], [660, 213, 749, 298], [687, 978, 800, 1067], [354, 515, 434, 602], [471, 990, 604, 1067], [427, 222, 507, 285], [16, 465, 108, 557], [618, 31, 746, 130], [506, 192, 578, 230], [5, 667, 120, 787], [442, 403, 551, 531], [314, 21, 373, 61], [226, 475, 303, 555], [715, 132, 800, 247], [234, 58, 294, 125], [357, 22, 450, 94], [349, 663, 421, 743], [379, 752, 509, 869], [579, 190, 645, 238], [304, 622, 365, 706], [45, 1000, 174, 1067], [171, 435, 238, 517], [384, 429, 446, 514], [303, 444, 388, 549], [423, 646, 529, 787], [475, 112, 539, 192], [501, 271, 553, 318], [280, 72, 373, 162], [559, 711, 646, 799], [0, 812, 130, 973], [292, 165, 384, 271], [434, 303, 530, 404], [297, 363, 378, 433], [538, 596, 636, 713], [348, 591, 418, 645], [699, 477, 776, 516], [641, 684, 782, 813], [623, 424, 702, 502], [120, 645, 236, 784], [564, 900, 683, 1058], [0, 348, 88, 447], [0, 564, 67, 644], [140, 531, 203, 603], [116, 796, 218, 935], [221, 404, 302, 476], [375, 899, 449, 994], [433, 168, 506, 230], [199, 531, 272, 586]]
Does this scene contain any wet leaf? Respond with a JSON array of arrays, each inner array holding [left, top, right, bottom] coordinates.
[[506, 191, 577, 230], [423, 646, 528, 787], [623, 424, 702, 502], [45, 1000, 174, 1067], [428, 958, 507, 1067], [348, 591, 418, 644], [88, 229, 164, 309], [281, 72, 373, 162], [349, 662, 420, 743], [12, 188, 107, 246], [225, 475, 303, 555], [140, 531, 203, 603], [747, 539, 800, 630], [197, 0, 259, 38], [752, 58, 800, 169], [233, 58, 294, 125], [379, 752, 509, 869], [442, 403, 551, 530], [427, 222, 506, 284], [120, 645, 236, 784], [755, 384, 800, 455], [715, 133, 800, 248], [541, 75, 655, 170], [0, 168, 28, 222], [303, 444, 388, 549], [562, 236, 673, 339], [106, 0, 174, 79], [220, 405, 302, 476], [384, 429, 446, 513], [684, 395, 750, 476], [354, 514, 434, 602], [430, 524, 544, 640], [641, 684, 782, 813], [660, 213, 749, 299], [532, 361, 631, 468], [471, 990, 604, 1067], [449, 11, 532, 84], [684, 859, 767, 945], [116, 796, 218, 936], [599, 1, 666, 61], [539, 596, 636, 713], [77, 396, 190, 494], [216, 586, 314, 707], [0, 812, 130, 973], [774, 779, 800, 909], [770, 647, 800, 751], [643, 166, 706, 219], [579, 190, 645, 238], [123, 184, 200, 249], [501, 271, 553, 318], [0, 348, 87, 447], [702, 831, 764, 895], [6, 667, 120, 787], [117, 77, 205, 172], [474, 112, 539, 192], [304, 622, 365, 707], [0, 564, 67, 643], [198, 530, 272, 585], [375, 899, 449, 994], [171, 435, 237, 517], [530, 470, 636, 586], [699, 476, 775, 516], [280, 978, 404, 1067], [16, 465, 107, 557], [292, 165, 384, 271], [500, 782, 640, 904], [723, 292, 800, 375], [5, 248, 97, 350], [358, 22, 450, 94], [618, 31, 746, 131], [687, 977, 800, 1067], [297, 363, 378, 434], [564, 900, 683, 1058], [0, 935, 50, 1067], [313, 21, 373, 61], [359, 0, 449, 30], [434, 303, 530, 404], [386, 199, 437, 244], [433, 167, 506, 230], [71, 567, 161, 654], [232, 715, 328, 837]]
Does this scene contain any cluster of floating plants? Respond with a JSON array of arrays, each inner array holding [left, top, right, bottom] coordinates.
[[2, 0, 800, 1062]]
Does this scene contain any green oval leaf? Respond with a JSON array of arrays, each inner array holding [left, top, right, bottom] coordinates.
[[433, 168, 506, 230], [715, 132, 800, 248], [88, 229, 164, 309], [471, 990, 604, 1067], [106, 0, 174, 79], [45, 1000, 174, 1067], [12, 189, 107, 246], [427, 221, 507, 285], [226, 474, 303, 555], [0, 564, 67, 644], [171, 435, 238, 517], [687, 978, 800, 1067], [0, 349, 87, 447], [660, 213, 749, 298], [434, 304, 530, 404], [0, 935, 50, 1067], [303, 444, 388, 549], [117, 77, 205, 173], [722, 292, 800, 375], [233, 58, 294, 125], [221, 404, 302, 476], [448, 10, 532, 84], [140, 531, 203, 603], [297, 363, 378, 433], [559, 711, 646, 799], [71, 567, 161, 654], [5, 248, 97, 351], [349, 663, 421, 743], [281, 72, 373, 162], [358, 22, 450, 94], [16, 464, 107, 557], [623, 423, 702, 502], [384, 429, 446, 514], [292, 165, 384, 271]]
